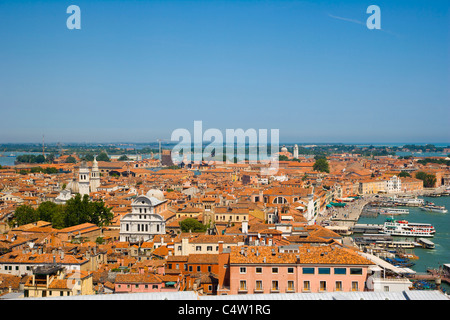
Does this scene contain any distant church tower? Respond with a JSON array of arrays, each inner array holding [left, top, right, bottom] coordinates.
[[293, 144, 299, 159], [78, 161, 90, 197], [90, 157, 100, 193]]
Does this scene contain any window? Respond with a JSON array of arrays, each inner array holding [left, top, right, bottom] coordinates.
[[207, 246, 213, 251], [152, 285, 158, 289], [255, 280, 263, 291], [350, 268, 363, 275], [318, 268, 331, 275], [272, 267, 278, 274], [240, 267, 246, 274], [135, 284, 139, 288], [196, 246, 201, 251], [256, 267, 262, 274], [303, 281, 310, 291], [320, 281, 327, 292], [239, 281, 247, 291], [335, 281, 343, 292], [302, 267, 315, 274], [189, 266, 193, 272], [271, 281, 279, 292], [352, 282, 359, 291], [197, 266, 201, 272], [287, 281, 294, 292], [208, 266, 211, 272], [334, 268, 347, 275], [287, 267, 294, 274]]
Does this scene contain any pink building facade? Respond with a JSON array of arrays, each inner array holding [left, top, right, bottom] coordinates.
[[227, 245, 373, 295]]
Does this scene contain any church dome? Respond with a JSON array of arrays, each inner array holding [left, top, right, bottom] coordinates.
[[281, 145, 288, 153], [66, 179, 79, 194], [146, 189, 165, 201]]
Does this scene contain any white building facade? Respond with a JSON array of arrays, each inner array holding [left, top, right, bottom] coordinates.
[[119, 190, 168, 243]]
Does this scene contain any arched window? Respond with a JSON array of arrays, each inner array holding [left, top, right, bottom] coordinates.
[[273, 196, 288, 204]]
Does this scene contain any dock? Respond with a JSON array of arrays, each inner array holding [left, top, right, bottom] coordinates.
[[352, 224, 383, 234], [417, 238, 435, 249]]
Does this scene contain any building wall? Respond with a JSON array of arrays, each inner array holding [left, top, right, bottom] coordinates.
[[229, 264, 370, 294]]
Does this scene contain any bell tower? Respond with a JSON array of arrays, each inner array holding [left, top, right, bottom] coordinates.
[[78, 160, 90, 197]]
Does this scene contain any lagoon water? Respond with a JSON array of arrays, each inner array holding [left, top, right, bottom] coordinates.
[[357, 195, 450, 290]]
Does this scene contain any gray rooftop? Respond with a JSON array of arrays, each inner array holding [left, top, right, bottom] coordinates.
[[8, 290, 449, 300]]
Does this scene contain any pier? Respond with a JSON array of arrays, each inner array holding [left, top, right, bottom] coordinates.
[[352, 224, 383, 234]]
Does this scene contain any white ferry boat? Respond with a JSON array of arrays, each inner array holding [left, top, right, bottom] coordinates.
[[381, 218, 435, 237], [420, 202, 448, 213], [391, 196, 424, 206], [379, 208, 409, 215]]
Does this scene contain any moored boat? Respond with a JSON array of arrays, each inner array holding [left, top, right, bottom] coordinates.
[[379, 208, 409, 215], [381, 217, 435, 237], [420, 202, 448, 213]]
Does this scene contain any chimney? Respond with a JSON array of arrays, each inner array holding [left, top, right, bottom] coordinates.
[[60, 250, 64, 260], [218, 241, 224, 254], [241, 220, 248, 234]]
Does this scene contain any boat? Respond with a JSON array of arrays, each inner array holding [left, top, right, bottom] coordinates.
[[420, 202, 448, 213], [390, 196, 424, 206], [398, 252, 419, 260], [381, 217, 435, 237], [379, 208, 409, 215], [417, 238, 435, 249], [382, 257, 415, 268]]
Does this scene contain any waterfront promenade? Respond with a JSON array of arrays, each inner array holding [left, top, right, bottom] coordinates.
[[317, 186, 448, 229], [317, 195, 376, 228]]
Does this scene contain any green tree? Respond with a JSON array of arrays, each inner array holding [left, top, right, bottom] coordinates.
[[118, 155, 129, 161], [89, 200, 114, 227], [13, 205, 39, 226], [278, 155, 289, 161], [64, 194, 90, 226], [82, 153, 95, 162], [63, 194, 113, 228], [415, 171, 437, 188], [313, 158, 330, 173], [96, 152, 110, 162], [65, 156, 77, 164], [398, 171, 411, 178], [44, 167, 58, 174], [180, 218, 207, 233], [46, 153, 56, 163], [36, 201, 58, 223]]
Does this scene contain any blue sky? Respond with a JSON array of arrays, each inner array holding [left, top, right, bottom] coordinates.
[[0, 0, 448, 143]]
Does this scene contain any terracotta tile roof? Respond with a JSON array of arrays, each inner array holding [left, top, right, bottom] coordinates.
[[187, 254, 219, 264], [115, 273, 162, 284], [230, 245, 374, 266]]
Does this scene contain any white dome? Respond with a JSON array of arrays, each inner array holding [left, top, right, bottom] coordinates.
[[146, 189, 165, 201], [281, 145, 288, 153]]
